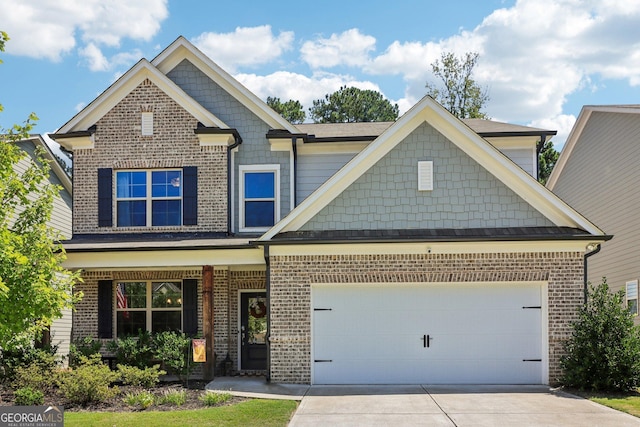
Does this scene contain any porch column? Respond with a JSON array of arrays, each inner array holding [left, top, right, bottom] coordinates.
[[202, 265, 214, 380]]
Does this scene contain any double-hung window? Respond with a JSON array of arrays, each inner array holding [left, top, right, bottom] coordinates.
[[239, 165, 280, 232], [116, 169, 182, 227], [115, 281, 183, 337]]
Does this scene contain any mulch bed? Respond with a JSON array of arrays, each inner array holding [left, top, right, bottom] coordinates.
[[0, 380, 247, 412]]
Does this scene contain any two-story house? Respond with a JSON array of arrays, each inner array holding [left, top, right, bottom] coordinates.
[[51, 36, 609, 385]]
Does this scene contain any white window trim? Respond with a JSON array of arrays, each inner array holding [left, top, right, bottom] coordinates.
[[626, 280, 638, 316], [116, 169, 183, 227], [239, 164, 280, 233], [115, 280, 183, 336]]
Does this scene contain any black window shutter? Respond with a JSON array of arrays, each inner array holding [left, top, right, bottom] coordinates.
[[97, 168, 113, 227], [183, 279, 198, 336], [183, 167, 197, 225], [98, 280, 113, 338]]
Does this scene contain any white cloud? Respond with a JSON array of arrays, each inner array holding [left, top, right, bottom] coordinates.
[[193, 26, 294, 73], [236, 71, 386, 117], [348, 0, 640, 148], [79, 43, 109, 72], [0, 0, 168, 62], [301, 29, 376, 69]]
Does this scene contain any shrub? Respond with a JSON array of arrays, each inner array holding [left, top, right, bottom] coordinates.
[[107, 330, 154, 369], [0, 336, 59, 382], [13, 363, 57, 393], [56, 354, 120, 406], [123, 390, 155, 410], [69, 337, 102, 368], [117, 364, 165, 388], [199, 391, 231, 406], [14, 387, 44, 406], [561, 279, 640, 391], [157, 389, 186, 406], [152, 331, 192, 381]]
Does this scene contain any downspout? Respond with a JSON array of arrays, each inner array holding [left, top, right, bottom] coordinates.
[[583, 243, 601, 303], [263, 245, 271, 382], [292, 137, 298, 207], [227, 133, 242, 235]]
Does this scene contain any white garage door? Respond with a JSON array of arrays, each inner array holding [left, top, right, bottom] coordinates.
[[312, 283, 544, 385]]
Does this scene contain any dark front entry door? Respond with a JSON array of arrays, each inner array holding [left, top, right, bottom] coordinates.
[[240, 292, 267, 370]]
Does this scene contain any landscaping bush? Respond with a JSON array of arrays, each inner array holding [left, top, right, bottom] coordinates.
[[12, 363, 58, 394], [157, 389, 186, 406], [117, 364, 165, 387], [14, 387, 44, 406], [69, 337, 102, 368], [0, 336, 58, 382], [56, 354, 120, 406], [107, 330, 154, 369], [123, 390, 155, 410], [199, 391, 231, 406], [561, 278, 640, 391], [152, 331, 192, 381]]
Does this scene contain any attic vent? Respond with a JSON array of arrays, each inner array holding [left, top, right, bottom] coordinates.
[[418, 161, 433, 191], [141, 112, 153, 136]]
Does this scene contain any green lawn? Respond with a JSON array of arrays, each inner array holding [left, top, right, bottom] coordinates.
[[588, 394, 640, 418], [64, 399, 298, 427], [566, 388, 640, 418]]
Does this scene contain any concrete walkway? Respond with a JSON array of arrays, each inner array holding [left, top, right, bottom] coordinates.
[[206, 378, 640, 426]]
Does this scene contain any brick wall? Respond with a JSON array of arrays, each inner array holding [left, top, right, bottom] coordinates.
[[72, 78, 227, 234], [269, 251, 584, 384]]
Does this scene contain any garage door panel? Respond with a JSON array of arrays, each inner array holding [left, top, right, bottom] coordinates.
[[312, 283, 544, 385]]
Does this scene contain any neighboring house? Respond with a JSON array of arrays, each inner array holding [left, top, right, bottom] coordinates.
[[50, 36, 608, 386], [547, 105, 640, 315], [15, 135, 73, 360]]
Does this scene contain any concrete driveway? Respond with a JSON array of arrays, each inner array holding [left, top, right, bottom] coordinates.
[[288, 385, 640, 427]]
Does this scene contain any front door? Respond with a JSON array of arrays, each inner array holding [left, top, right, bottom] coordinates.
[[240, 292, 267, 370]]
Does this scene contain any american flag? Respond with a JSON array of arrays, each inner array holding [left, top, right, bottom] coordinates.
[[117, 283, 129, 318]]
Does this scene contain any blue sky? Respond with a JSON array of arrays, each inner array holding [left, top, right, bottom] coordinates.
[[1, 0, 640, 150]]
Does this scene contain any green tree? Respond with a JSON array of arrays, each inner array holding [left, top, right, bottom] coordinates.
[[266, 96, 306, 124], [0, 32, 81, 348], [425, 52, 489, 119], [309, 86, 399, 123], [538, 139, 559, 185], [561, 279, 640, 391]]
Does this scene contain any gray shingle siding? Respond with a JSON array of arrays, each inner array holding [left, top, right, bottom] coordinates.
[[166, 59, 291, 232], [301, 122, 553, 231]]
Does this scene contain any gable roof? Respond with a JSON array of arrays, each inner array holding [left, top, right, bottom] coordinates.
[[261, 96, 606, 240], [55, 58, 228, 135], [151, 36, 299, 134], [547, 105, 640, 190]]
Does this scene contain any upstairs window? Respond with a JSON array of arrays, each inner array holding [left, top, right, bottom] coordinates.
[[239, 165, 280, 232], [116, 169, 182, 227]]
